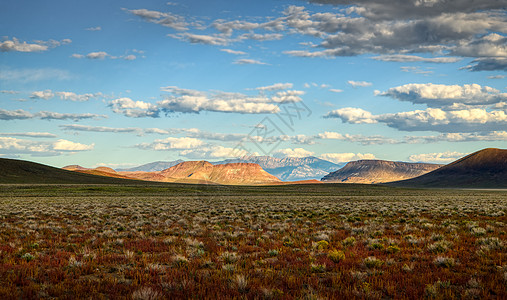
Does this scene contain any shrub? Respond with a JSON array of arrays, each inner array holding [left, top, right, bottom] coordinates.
[[342, 236, 356, 247], [363, 256, 384, 268], [328, 249, 345, 263], [433, 256, 455, 268]]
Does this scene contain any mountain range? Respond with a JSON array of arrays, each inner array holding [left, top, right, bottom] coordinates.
[[117, 156, 341, 181], [214, 156, 341, 181], [322, 160, 442, 184], [2, 148, 505, 188], [65, 161, 282, 185]]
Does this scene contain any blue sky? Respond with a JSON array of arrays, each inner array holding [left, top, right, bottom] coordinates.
[[1, 0, 506, 168]]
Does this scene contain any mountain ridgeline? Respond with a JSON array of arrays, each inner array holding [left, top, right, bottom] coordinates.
[[215, 156, 342, 181], [321, 160, 443, 184], [388, 148, 507, 188]]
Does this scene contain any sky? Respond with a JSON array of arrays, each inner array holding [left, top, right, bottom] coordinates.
[[1, 0, 506, 168]]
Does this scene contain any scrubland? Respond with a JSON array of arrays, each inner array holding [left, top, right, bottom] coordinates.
[[0, 184, 505, 299]]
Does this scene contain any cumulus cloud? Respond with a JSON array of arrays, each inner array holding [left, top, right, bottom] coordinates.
[[135, 137, 204, 150], [274, 147, 315, 158], [348, 80, 372, 88], [408, 151, 465, 163], [324, 107, 377, 124], [0, 37, 70, 52], [319, 152, 376, 164], [0, 137, 93, 157], [326, 106, 507, 132], [125, 8, 188, 31], [109, 98, 159, 118], [379, 83, 507, 108], [30, 90, 54, 100], [0, 109, 34, 120]]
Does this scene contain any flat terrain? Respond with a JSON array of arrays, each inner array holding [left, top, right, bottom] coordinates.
[[0, 184, 505, 299]]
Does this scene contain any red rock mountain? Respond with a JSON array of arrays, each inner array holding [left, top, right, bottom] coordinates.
[[158, 161, 281, 185], [64, 161, 282, 185], [389, 148, 507, 188], [321, 160, 443, 184]]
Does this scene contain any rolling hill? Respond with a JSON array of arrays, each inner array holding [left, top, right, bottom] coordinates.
[[321, 160, 443, 184], [388, 148, 507, 188], [0, 158, 147, 184]]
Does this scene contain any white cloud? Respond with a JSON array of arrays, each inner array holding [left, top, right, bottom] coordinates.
[[274, 147, 314, 158], [319, 152, 376, 164], [158, 95, 279, 114], [220, 49, 247, 55], [0, 137, 93, 157], [329, 89, 343, 93], [324, 107, 378, 124], [233, 58, 268, 65], [170, 33, 230, 45], [348, 80, 373, 88], [256, 83, 293, 91], [409, 151, 465, 163], [86, 51, 108, 59], [0, 37, 70, 52], [29, 90, 101, 102], [85, 26, 102, 31], [53, 139, 94, 151], [30, 90, 54, 100], [371, 55, 461, 63], [379, 83, 507, 108], [125, 8, 188, 31], [0, 132, 57, 138], [326, 106, 507, 132], [135, 137, 204, 150], [109, 98, 159, 118]]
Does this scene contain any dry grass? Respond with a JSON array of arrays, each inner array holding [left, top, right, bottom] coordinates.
[[0, 184, 505, 299]]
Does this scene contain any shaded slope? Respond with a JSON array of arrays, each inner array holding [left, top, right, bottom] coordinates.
[[388, 148, 507, 188], [322, 160, 442, 184], [0, 158, 147, 184]]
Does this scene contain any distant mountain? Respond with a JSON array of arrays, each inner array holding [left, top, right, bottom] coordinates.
[[63, 165, 135, 180], [0, 158, 145, 184], [388, 148, 507, 188], [158, 161, 281, 185], [117, 160, 185, 172], [214, 156, 341, 181], [321, 160, 443, 184]]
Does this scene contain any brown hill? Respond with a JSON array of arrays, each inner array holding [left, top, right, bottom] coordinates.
[[321, 160, 442, 184], [0, 158, 149, 184], [389, 148, 507, 188], [158, 161, 281, 185], [63, 165, 134, 180]]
